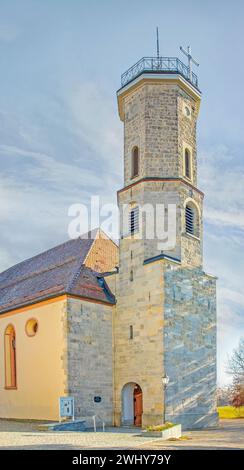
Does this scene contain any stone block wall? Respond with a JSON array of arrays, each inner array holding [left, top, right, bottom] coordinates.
[[122, 82, 198, 187], [178, 89, 198, 186], [113, 260, 165, 427], [118, 180, 203, 268], [163, 264, 218, 429], [179, 183, 203, 268], [66, 298, 113, 425]]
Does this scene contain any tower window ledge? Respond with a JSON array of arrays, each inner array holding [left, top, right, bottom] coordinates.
[[183, 232, 200, 241], [122, 232, 140, 240]]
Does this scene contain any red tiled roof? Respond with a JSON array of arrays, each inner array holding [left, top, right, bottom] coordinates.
[[0, 233, 115, 314]]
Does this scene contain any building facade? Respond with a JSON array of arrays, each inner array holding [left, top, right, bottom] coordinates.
[[0, 230, 116, 422], [0, 56, 218, 429], [109, 57, 218, 429]]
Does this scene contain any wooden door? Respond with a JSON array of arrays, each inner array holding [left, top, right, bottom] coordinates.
[[134, 387, 143, 426]]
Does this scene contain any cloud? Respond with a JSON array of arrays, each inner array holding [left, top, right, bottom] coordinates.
[[64, 82, 123, 176], [199, 147, 244, 228], [0, 83, 123, 272], [205, 208, 244, 229], [198, 145, 244, 384], [0, 140, 119, 267], [219, 287, 244, 307], [0, 144, 103, 192]]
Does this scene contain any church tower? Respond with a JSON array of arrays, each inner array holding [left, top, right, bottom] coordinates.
[[112, 53, 218, 429]]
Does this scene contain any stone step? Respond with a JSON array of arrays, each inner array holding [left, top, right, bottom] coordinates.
[[37, 420, 87, 432]]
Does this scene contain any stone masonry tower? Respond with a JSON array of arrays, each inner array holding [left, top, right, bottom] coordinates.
[[111, 55, 218, 429]]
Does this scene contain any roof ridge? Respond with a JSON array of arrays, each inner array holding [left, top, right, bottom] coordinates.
[[66, 261, 86, 292], [66, 230, 112, 292], [96, 227, 119, 247], [0, 238, 80, 277], [0, 228, 118, 280], [67, 264, 116, 304], [81, 227, 119, 247]]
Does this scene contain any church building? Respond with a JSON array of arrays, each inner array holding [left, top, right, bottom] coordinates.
[[0, 52, 218, 429]]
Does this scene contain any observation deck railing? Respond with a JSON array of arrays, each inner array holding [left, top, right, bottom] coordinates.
[[121, 56, 199, 90]]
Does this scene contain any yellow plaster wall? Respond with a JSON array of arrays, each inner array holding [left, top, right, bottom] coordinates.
[[0, 298, 68, 421]]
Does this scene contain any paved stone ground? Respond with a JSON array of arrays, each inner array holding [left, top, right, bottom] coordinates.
[[0, 419, 243, 450], [141, 420, 244, 450]]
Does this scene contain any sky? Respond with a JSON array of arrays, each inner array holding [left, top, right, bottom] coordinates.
[[0, 0, 243, 385]]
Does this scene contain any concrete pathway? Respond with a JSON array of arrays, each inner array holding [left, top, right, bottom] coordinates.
[[140, 419, 244, 450], [0, 419, 243, 450]]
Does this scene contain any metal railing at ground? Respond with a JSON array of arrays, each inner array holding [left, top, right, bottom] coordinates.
[[92, 414, 105, 432]]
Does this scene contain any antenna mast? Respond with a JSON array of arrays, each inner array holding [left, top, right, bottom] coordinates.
[[156, 27, 160, 58]]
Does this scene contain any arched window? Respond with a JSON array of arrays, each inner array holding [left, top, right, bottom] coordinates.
[[184, 148, 191, 179], [4, 325, 17, 389], [185, 202, 200, 237], [131, 146, 139, 178]]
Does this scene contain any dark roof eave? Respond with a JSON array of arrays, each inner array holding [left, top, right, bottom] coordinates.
[[0, 290, 115, 315], [143, 253, 181, 265], [66, 292, 116, 306]]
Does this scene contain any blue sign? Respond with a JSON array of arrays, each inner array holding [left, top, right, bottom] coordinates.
[[59, 397, 74, 420]]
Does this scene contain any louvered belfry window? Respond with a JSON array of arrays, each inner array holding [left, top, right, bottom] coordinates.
[[130, 206, 139, 234], [185, 205, 195, 235]]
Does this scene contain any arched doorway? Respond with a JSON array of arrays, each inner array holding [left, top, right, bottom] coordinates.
[[121, 382, 143, 426], [4, 324, 17, 389]]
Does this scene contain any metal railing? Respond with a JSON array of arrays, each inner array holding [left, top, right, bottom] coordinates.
[[92, 414, 105, 432], [121, 57, 199, 90]]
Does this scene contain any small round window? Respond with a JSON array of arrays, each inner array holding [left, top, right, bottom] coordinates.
[[26, 319, 38, 337]]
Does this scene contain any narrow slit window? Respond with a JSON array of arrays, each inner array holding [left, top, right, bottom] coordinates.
[[184, 149, 191, 179], [132, 147, 139, 178], [129, 325, 133, 340]]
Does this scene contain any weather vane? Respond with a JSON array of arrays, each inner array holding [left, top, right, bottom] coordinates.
[[180, 45, 199, 81]]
